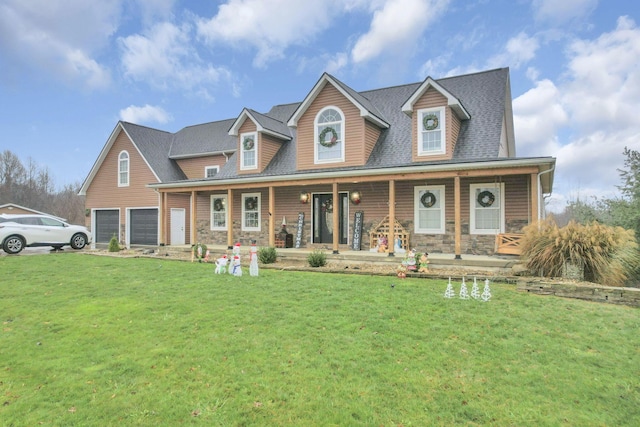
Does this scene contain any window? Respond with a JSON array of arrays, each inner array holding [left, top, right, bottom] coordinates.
[[315, 106, 344, 163], [205, 166, 219, 178], [240, 132, 257, 170], [417, 107, 445, 155], [241, 192, 261, 231], [470, 183, 504, 234], [414, 185, 445, 234], [210, 195, 227, 230], [118, 151, 129, 186]]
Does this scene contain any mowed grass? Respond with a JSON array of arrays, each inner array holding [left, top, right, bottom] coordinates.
[[1, 254, 638, 426]]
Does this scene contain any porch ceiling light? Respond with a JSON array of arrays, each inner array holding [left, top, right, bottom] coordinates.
[[299, 192, 310, 204]]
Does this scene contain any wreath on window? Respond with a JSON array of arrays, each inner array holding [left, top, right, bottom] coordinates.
[[213, 198, 224, 212], [422, 113, 439, 131], [477, 190, 496, 208], [245, 197, 258, 211], [420, 191, 437, 208], [243, 136, 255, 151], [318, 127, 339, 148], [322, 198, 333, 213]]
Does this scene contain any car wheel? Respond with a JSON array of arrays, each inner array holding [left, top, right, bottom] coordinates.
[[70, 233, 87, 250], [3, 235, 24, 254]]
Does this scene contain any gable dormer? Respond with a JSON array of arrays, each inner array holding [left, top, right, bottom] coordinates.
[[288, 73, 389, 171], [402, 77, 470, 162], [228, 108, 291, 175]]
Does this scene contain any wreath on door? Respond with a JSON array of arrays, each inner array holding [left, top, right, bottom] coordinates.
[[420, 191, 437, 208], [477, 190, 496, 207], [322, 198, 333, 213]]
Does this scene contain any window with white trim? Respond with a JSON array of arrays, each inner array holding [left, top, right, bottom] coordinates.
[[118, 151, 129, 187], [242, 192, 261, 231], [417, 107, 446, 155], [205, 166, 219, 178], [414, 185, 445, 234], [240, 132, 257, 170], [315, 106, 344, 164], [210, 195, 227, 230], [470, 183, 504, 234]]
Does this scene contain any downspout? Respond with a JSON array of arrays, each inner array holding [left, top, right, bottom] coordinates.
[[223, 152, 229, 163], [537, 164, 555, 222]]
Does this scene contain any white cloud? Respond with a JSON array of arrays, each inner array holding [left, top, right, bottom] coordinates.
[[0, 0, 120, 89], [119, 104, 172, 124], [196, 0, 337, 68], [532, 0, 598, 25], [486, 32, 540, 70], [351, 0, 450, 64], [119, 22, 232, 96]]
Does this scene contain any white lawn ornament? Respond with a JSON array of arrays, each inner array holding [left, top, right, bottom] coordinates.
[[481, 279, 492, 302], [459, 277, 470, 300], [214, 255, 228, 274], [231, 255, 242, 276], [444, 277, 455, 298], [249, 242, 259, 277], [471, 277, 480, 299]]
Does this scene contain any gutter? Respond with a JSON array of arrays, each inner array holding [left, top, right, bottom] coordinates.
[[148, 157, 556, 190], [537, 163, 556, 221]]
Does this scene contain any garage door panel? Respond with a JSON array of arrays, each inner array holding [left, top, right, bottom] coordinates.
[[95, 210, 119, 243], [130, 209, 158, 245]]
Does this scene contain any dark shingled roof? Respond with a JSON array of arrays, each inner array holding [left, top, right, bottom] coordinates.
[[125, 68, 512, 183]]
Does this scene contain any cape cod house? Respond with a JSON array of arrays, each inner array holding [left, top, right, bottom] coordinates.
[[79, 68, 555, 257]]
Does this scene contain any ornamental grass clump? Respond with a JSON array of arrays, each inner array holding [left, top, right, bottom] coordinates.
[[307, 249, 327, 267], [258, 246, 277, 264], [521, 219, 639, 286]]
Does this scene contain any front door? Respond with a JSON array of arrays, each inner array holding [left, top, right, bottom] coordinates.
[[170, 208, 185, 245], [312, 193, 348, 244]]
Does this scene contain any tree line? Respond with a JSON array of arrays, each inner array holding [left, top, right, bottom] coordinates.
[[0, 150, 85, 224]]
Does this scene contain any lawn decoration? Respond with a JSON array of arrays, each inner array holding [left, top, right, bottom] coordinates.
[[444, 277, 455, 298], [229, 242, 241, 275], [249, 240, 259, 277], [393, 237, 406, 254], [481, 279, 492, 302], [471, 277, 480, 299], [231, 255, 242, 276], [214, 255, 228, 274], [418, 252, 429, 273], [459, 277, 470, 300], [396, 264, 407, 279], [192, 243, 208, 263], [401, 248, 417, 272]]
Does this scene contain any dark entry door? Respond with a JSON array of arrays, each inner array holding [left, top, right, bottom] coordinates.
[[312, 193, 348, 244]]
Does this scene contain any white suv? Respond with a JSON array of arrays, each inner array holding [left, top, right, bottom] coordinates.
[[0, 214, 91, 254]]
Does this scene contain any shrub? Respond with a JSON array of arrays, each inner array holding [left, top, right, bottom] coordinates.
[[258, 246, 277, 264], [521, 219, 639, 286], [307, 250, 327, 268], [108, 235, 120, 252]]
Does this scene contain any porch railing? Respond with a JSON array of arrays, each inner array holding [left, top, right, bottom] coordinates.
[[495, 233, 524, 255]]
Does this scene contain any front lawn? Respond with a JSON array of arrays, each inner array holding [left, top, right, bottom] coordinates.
[[1, 254, 638, 425]]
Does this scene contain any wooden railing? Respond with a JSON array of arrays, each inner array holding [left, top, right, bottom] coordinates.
[[495, 233, 523, 255]]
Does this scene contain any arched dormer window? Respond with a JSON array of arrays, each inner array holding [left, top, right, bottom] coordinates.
[[118, 151, 129, 187], [315, 106, 344, 164]]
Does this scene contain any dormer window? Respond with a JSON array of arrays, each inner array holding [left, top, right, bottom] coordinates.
[[240, 132, 257, 170], [315, 106, 344, 164], [118, 151, 129, 187], [417, 107, 446, 156]]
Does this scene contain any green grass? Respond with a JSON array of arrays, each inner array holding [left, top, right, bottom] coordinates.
[[1, 254, 638, 426]]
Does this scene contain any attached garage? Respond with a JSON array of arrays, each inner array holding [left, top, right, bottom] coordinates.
[[95, 210, 119, 243], [129, 208, 158, 245]]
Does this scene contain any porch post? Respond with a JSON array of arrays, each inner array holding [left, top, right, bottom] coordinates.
[[268, 186, 275, 247], [530, 173, 539, 223], [158, 191, 165, 246], [454, 176, 462, 259], [332, 182, 339, 254], [388, 179, 395, 257], [190, 191, 197, 245], [227, 188, 234, 249]]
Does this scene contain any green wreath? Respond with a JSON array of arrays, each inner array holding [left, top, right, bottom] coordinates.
[[245, 197, 257, 211], [243, 136, 255, 151], [213, 198, 224, 212], [420, 191, 437, 208], [477, 190, 496, 208], [423, 113, 439, 131], [322, 198, 333, 213], [318, 127, 339, 148]]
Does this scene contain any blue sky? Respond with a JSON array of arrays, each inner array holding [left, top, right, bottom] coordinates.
[[1, 0, 638, 212]]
